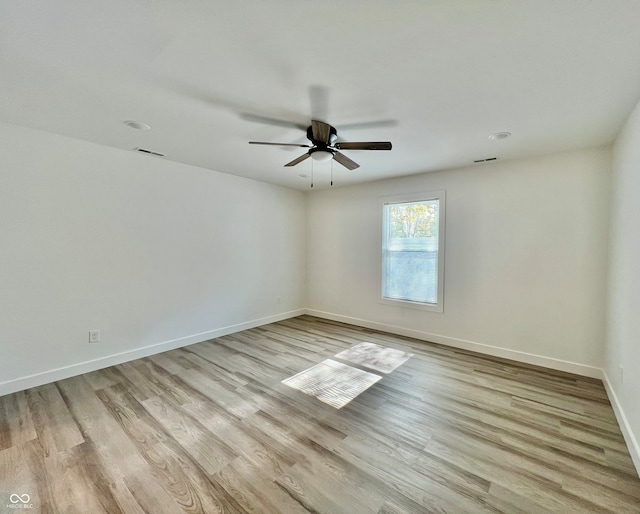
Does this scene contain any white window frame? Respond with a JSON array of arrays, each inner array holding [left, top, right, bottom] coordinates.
[[379, 190, 446, 313]]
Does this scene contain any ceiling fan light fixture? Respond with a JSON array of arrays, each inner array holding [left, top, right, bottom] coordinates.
[[310, 149, 333, 162]]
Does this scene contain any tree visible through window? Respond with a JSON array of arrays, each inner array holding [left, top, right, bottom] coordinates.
[[389, 201, 438, 239], [382, 193, 445, 310]]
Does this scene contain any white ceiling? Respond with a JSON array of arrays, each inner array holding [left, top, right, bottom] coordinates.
[[2, 1, 640, 191]]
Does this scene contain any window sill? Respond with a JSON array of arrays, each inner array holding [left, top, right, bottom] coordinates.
[[379, 297, 444, 313]]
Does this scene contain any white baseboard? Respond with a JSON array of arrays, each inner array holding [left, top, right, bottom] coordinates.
[[304, 309, 603, 379], [0, 309, 305, 397], [602, 371, 640, 476]]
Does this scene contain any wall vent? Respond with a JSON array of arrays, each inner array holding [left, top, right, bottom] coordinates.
[[134, 147, 165, 157], [473, 157, 498, 163]]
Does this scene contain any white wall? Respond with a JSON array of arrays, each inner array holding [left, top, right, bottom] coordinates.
[[0, 122, 306, 395], [0, 121, 617, 390], [605, 97, 640, 471], [307, 147, 611, 376]]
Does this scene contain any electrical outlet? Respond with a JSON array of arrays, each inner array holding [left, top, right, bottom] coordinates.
[[89, 329, 100, 343], [276, 296, 281, 304]]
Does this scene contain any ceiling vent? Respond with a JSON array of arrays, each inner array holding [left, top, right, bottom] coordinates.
[[134, 147, 165, 157], [473, 157, 498, 163]]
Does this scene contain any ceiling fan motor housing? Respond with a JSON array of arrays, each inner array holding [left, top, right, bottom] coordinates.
[[307, 124, 338, 146]]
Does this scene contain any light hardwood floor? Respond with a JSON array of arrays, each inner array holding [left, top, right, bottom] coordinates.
[[1, 315, 639, 513]]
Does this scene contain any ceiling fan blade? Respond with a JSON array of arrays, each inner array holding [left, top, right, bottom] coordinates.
[[284, 153, 311, 167], [333, 152, 360, 170], [311, 120, 332, 144], [249, 141, 311, 148], [241, 113, 307, 131], [334, 141, 392, 151]]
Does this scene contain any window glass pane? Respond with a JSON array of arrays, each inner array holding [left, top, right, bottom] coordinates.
[[383, 199, 439, 304], [388, 200, 439, 240]]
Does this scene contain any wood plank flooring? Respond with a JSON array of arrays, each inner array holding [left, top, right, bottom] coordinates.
[[1, 315, 639, 513]]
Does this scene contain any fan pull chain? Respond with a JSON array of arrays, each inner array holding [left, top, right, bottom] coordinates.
[[330, 159, 334, 186], [310, 159, 314, 188]]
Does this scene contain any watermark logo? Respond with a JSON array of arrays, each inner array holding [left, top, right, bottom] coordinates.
[[5, 493, 33, 509]]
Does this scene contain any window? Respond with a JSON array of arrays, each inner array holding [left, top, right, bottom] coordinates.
[[381, 191, 445, 312]]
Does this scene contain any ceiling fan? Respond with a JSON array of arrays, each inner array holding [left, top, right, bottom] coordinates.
[[248, 120, 392, 170]]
